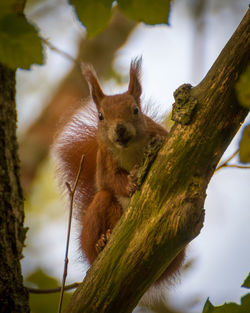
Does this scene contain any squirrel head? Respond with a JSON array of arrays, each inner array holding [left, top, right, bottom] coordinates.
[[81, 58, 147, 149]]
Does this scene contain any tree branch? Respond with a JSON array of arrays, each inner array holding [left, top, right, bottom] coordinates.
[[215, 148, 250, 171], [58, 155, 85, 313], [27, 283, 80, 294], [64, 8, 250, 313]]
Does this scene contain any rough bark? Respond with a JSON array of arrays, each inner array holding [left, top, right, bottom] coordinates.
[[64, 9, 250, 313], [0, 64, 29, 312]]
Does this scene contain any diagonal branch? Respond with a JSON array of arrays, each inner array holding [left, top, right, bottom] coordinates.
[[64, 8, 250, 313]]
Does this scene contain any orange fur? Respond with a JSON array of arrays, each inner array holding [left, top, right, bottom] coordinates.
[[53, 114, 98, 217], [81, 190, 122, 263]]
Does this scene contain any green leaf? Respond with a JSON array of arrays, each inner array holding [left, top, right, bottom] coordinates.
[[203, 300, 240, 313], [214, 303, 240, 313], [236, 65, 250, 109], [0, 2, 43, 69], [239, 125, 250, 163], [26, 268, 59, 289], [25, 269, 72, 313], [70, 0, 113, 37], [118, 0, 171, 25], [241, 293, 250, 312], [202, 275, 250, 313], [203, 298, 214, 313], [0, 0, 24, 15], [242, 273, 250, 289]]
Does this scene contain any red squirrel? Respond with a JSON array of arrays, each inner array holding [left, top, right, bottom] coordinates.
[[53, 58, 185, 284]]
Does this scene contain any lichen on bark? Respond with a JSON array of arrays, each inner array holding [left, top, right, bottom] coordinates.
[[171, 83, 198, 125]]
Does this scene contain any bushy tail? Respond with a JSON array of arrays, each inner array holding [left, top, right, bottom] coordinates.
[[52, 105, 98, 218]]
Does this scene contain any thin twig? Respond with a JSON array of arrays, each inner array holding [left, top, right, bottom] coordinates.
[[222, 164, 250, 170], [27, 282, 81, 294], [41, 37, 81, 68], [215, 148, 250, 172], [58, 155, 85, 313], [215, 148, 240, 172]]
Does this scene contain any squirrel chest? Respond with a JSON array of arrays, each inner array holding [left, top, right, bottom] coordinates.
[[96, 134, 150, 210]]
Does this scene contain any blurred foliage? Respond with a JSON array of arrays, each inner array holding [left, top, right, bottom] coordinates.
[[0, 0, 43, 69], [236, 65, 250, 110], [23, 158, 72, 312], [22, 159, 82, 313], [242, 273, 250, 288], [24, 157, 64, 218], [71, 0, 171, 37], [25, 268, 72, 313], [236, 67, 250, 164], [0, 0, 172, 68], [202, 274, 250, 313], [118, 0, 171, 25], [22, 157, 67, 277], [239, 125, 250, 163], [70, 0, 114, 37]]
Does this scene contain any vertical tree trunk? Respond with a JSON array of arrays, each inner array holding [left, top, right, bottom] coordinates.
[[0, 64, 29, 313]]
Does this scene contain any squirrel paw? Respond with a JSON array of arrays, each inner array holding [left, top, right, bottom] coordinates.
[[95, 229, 111, 254], [127, 164, 140, 196], [147, 134, 165, 150], [144, 135, 166, 160]]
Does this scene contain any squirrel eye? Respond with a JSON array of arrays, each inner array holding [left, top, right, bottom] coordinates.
[[98, 112, 104, 120], [133, 106, 139, 115]]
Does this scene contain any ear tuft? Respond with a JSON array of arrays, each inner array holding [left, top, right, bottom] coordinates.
[[128, 56, 142, 104], [81, 63, 105, 108]]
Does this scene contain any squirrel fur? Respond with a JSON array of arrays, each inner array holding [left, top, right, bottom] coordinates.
[[53, 58, 185, 288]]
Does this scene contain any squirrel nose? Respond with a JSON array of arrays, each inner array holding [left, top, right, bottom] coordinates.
[[116, 124, 126, 137]]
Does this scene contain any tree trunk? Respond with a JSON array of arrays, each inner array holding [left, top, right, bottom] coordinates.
[[64, 9, 250, 313], [0, 64, 29, 313]]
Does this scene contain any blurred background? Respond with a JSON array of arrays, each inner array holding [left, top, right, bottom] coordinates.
[[17, 0, 250, 312]]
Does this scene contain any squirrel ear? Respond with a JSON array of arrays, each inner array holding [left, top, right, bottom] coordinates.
[[128, 57, 142, 104], [81, 63, 105, 108]]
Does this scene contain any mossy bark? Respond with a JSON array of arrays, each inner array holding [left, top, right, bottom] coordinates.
[[0, 64, 29, 313], [64, 9, 250, 313]]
